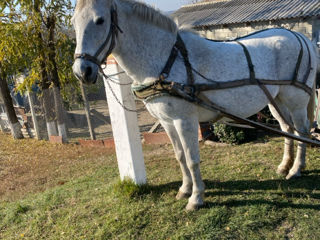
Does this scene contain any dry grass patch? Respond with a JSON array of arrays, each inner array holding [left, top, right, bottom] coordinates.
[[0, 132, 115, 201]]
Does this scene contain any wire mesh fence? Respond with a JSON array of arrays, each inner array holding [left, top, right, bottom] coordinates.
[[0, 71, 160, 143]]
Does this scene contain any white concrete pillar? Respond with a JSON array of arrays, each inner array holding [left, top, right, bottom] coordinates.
[[103, 56, 146, 185], [27, 91, 41, 140]]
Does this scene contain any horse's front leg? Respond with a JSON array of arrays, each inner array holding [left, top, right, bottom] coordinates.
[[160, 120, 193, 199], [174, 117, 205, 211]]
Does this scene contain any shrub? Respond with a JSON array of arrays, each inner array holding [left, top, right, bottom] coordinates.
[[213, 123, 246, 144]]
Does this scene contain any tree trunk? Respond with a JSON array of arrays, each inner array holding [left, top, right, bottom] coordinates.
[[41, 87, 58, 137], [47, 15, 68, 142], [52, 86, 67, 142], [0, 73, 23, 139], [34, 1, 58, 139]]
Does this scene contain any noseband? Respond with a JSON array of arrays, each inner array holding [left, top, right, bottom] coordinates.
[[74, 6, 122, 68]]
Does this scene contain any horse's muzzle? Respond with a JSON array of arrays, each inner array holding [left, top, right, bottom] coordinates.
[[73, 58, 99, 84]]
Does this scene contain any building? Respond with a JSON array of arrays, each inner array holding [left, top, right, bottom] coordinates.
[[172, 0, 320, 44]]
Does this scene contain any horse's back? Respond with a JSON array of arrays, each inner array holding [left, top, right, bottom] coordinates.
[[184, 28, 316, 86], [177, 28, 317, 120]]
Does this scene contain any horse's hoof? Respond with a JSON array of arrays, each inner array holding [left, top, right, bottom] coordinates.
[[185, 202, 204, 211], [286, 171, 301, 180], [176, 191, 191, 200], [277, 167, 289, 176]]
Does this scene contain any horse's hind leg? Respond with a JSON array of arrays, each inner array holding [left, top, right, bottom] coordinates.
[[173, 117, 205, 210], [268, 102, 295, 176], [286, 107, 310, 179], [160, 120, 193, 199]]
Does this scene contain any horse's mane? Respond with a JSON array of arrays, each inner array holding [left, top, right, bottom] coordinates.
[[120, 0, 177, 33], [75, 0, 96, 12], [75, 0, 178, 33]]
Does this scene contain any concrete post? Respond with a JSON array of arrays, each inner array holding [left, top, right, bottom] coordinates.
[[103, 57, 146, 185], [27, 91, 41, 140]]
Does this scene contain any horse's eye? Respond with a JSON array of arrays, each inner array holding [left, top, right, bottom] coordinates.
[[96, 17, 104, 25]]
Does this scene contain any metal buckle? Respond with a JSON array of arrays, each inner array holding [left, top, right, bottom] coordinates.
[[160, 73, 168, 81], [183, 85, 195, 96]]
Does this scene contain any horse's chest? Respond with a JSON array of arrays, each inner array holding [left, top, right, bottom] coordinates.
[[144, 96, 197, 121]]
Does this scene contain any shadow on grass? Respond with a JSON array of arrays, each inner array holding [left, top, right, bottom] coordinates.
[[203, 199, 320, 210], [203, 173, 320, 192], [202, 174, 320, 210], [137, 172, 320, 210]]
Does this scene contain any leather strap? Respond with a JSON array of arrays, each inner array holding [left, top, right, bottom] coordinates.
[[291, 32, 304, 84], [236, 41, 255, 83], [160, 34, 195, 85], [236, 40, 294, 129], [175, 34, 195, 85], [160, 46, 178, 80], [192, 79, 312, 95]]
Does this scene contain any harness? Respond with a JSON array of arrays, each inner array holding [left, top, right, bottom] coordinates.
[[133, 29, 314, 132], [133, 29, 313, 101]]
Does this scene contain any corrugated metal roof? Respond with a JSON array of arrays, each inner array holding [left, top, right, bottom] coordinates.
[[172, 0, 320, 28]]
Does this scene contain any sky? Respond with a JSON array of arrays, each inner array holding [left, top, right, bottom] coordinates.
[[71, 0, 187, 12], [141, 0, 186, 11]]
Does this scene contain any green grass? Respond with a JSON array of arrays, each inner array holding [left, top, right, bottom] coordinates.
[[1, 137, 320, 239]]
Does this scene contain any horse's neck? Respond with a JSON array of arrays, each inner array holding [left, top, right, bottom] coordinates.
[[112, 7, 177, 85]]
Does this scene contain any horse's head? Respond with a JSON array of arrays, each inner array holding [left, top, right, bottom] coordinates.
[[72, 0, 119, 84]]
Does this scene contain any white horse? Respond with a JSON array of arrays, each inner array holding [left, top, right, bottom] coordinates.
[[72, 0, 318, 210]]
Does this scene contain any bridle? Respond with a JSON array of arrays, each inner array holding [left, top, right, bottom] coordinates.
[[74, 6, 122, 69]]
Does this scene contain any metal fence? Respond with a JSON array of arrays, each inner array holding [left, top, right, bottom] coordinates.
[[0, 72, 160, 143]]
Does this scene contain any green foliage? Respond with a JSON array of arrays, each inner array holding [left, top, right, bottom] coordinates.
[[2, 203, 30, 225], [113, 179, 151, 199], [213, 123, 246, 144], [1, 0, 79, 102]]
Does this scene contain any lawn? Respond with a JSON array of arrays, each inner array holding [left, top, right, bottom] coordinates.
[[0, 132, 320, 239]]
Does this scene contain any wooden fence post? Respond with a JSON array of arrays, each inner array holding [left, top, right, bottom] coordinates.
[[103, 57, 146, 185]]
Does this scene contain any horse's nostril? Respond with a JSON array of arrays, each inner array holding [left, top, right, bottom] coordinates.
[[85, 66, 92, 78]]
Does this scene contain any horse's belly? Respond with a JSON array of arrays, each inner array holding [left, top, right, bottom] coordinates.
[[144, 85, 279, 123], [198, 85, 280, 120], [145, 95, 221, 122]]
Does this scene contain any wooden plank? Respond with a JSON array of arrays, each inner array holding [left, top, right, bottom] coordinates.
[[80, 82, 96, 140], [148, 120, 161, 133]]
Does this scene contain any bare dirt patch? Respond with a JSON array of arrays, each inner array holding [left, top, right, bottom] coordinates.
[[0, 132, 116, 201], [66, 100, 158, 140]]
